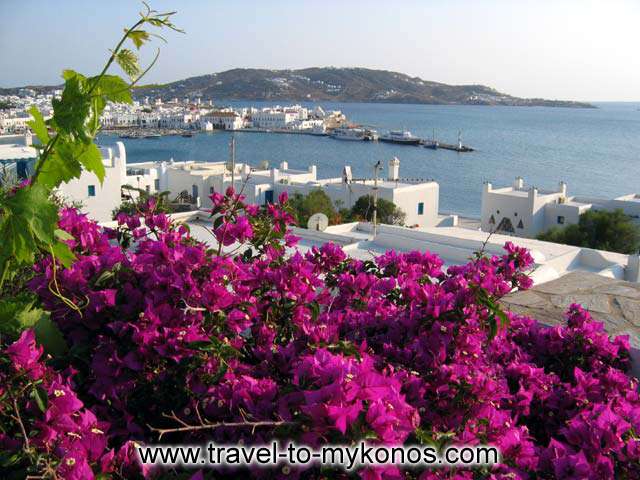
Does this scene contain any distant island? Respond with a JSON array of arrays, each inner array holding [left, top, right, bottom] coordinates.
[[135, 68, 594, 108], [2, 67, 595, 108]]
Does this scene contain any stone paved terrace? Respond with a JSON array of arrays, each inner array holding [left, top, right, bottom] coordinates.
[[501, 271, 640, 377]]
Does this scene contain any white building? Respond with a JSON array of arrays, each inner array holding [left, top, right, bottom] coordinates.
[[128, 156, 440, 228], [203, 111, 245, 130], [481, 177, 640, 238], [0, 133, 37, 182], [250, 107, 299, 129], [55, 143, 130, 222], [176, 211, 640, 285]]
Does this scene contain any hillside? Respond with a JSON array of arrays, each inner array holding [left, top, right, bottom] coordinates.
[[134, 67, 594, 108], [0, 67, 595, 108]]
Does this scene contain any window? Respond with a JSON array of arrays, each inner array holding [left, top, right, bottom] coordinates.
[[497, 217, 515, 233], [557, 215, 565, 225], [497, 210, 500, 214], [514, 212, 518, 217], [154, 179, 160, 190], [87, 185, 96, 197], [264, 190, 274, 204], [145, 185, 150, 193], [192, 185, 199, 200], [517, 219, 524, 229], [210, 186, 214, 194], [417, 202, 424, 215]]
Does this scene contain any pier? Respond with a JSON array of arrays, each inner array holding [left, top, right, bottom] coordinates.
[[104, 125, 474, 152], [422, 140, 475, 152]]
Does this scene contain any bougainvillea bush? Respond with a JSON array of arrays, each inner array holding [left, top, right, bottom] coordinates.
[[1, 189, 639, 480]]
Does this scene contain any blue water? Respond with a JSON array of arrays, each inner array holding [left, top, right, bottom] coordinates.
[[98, 101, 640, 217]]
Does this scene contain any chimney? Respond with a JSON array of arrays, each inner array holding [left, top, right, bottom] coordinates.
[[308, 165, 317, 178], [342, 166, 352, 184], [514, 177, 524, 189], [559, 180, 567, 197], [388, 157, 400, 181]]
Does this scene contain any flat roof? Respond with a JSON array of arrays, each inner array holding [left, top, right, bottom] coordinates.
[[0, 144, 37, 161]]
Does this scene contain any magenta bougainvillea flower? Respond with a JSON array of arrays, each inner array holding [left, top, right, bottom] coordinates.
[[1, 190, 638, 479]]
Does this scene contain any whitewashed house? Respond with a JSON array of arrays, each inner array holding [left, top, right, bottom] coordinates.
[[204, 111, 244, 130], [55, 143, 128, 222], [250, 108, 298, 129], [481, 177, 640, 238], [144, 157, 439, 228]]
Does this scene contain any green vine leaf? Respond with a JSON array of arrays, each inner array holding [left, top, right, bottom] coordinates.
[[115, 49, 141, 78], [90, 74, 133, 105], [51, 72, 91, 141], [51, 240, 75, 269], [128, 29, 150, 49], [0, 298, 46, 339], [33, 314, 69, 356], [26, 106, 50, 144], [76, 142, 105, 184], [38, 137, 104, 188], [0, 185, 58, 265]]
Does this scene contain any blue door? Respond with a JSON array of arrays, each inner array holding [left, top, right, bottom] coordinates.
[[264, 190, 274, 204]]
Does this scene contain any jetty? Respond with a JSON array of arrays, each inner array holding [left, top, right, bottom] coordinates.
[[422, 140, 474, 152]]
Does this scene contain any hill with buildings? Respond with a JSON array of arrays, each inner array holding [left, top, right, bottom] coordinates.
[[0, 67, 594, 108], [132, 67, 594, 108]]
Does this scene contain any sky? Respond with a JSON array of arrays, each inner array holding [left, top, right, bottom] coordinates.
[[1, 0, 639, 101]]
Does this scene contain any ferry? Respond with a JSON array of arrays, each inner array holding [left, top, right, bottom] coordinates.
[[330, 127, 379, 141], [379, 130, 421, 145]]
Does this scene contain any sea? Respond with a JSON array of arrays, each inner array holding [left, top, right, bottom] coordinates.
[[97, 101, 640, 218]]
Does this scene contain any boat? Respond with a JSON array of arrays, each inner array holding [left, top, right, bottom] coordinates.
[[143, 133, 162, 139], [330, 127, 367, 141], [423, 128, 438, 149], [363, 128, 379, 141], [330, 126, 379, 141], [181, 132, 194, 138], [379, 129, 421, 145]]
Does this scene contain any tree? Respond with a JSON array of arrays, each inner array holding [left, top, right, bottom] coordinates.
[[351, 195, 406, 226], [288, 189, 339, 226], [112, 184, 172, 218], [537, 209, 640, 254]]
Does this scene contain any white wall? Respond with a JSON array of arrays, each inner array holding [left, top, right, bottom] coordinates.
[[481, 182, 566, 237], [56, 142, 126, 222], [392, 183, 439, 227], [481, 183, 537, 236], [544, 202, 585, 230]]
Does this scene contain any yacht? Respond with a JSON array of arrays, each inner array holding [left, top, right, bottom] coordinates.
[[379, 130, 421, 145]]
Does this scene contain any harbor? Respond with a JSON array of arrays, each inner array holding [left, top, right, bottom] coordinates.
[[107, 124, 475, 152], [99, 100, 475, 151]]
